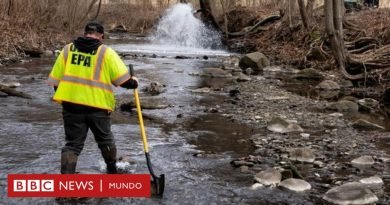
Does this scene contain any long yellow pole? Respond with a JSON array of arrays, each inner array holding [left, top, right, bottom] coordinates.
[[134, 88, 149, 153]]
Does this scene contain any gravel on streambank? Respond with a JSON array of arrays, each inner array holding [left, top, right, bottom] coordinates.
[[215, 73, 390, 203]]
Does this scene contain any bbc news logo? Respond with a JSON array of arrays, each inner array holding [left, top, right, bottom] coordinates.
[[8, 174, 150, 197], [14, 180, 54, 192]]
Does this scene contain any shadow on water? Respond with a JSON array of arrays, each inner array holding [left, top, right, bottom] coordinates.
[[184, 114, 256, 157]]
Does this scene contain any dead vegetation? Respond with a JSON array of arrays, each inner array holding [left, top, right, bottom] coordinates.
[[220, 3, 390, 90], [0, 0, 169, 60]]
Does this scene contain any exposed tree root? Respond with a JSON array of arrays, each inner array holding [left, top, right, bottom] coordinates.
[[227, 14, 281, 37]]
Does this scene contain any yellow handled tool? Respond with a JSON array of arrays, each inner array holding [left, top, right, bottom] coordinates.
[[130, 64, 165, 197]]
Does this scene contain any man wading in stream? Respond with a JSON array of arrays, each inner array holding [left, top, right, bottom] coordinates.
[[47, 22, 138, 174]]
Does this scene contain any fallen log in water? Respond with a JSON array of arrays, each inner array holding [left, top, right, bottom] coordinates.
[[0, 83, 32, 99]]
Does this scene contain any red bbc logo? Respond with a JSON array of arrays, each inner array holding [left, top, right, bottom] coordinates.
[[8, 174, 150, 198], [14, 180, 54, 192]]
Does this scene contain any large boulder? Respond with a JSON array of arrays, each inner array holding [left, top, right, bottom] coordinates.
[[239, 52, 270, 72], [323, 182, 378, 205]]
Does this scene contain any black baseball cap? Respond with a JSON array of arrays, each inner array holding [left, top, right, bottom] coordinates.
[[84, 22, 104, 35]]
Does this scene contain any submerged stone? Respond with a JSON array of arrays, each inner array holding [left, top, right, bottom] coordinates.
[[250, 183, 264, 190], [359, 176, 384, 186], [315, 80, 340, 90], [279, 178, 311, 192], [289, 148, 315, 163], [351, 156, 375, 166], [323, 182, 378, 205], [267, 117, 303, 133], [254, 168, 281, 186]]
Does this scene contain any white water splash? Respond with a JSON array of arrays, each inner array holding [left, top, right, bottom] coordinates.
[[151, 3, 222, 49]]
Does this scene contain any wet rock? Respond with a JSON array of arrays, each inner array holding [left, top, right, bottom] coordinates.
[[351, 156, 375, 166], [240, 165, 249, 173], [42, 50, 54, 57], [340, 96, 358, 102], [1, 82, 21, 88], [378, 157, 390, 163], [265, 96, 289, 101], [317, 90, 340, 99], [323, 182, 378, 205], [358, 98, 379, 110], [279, 178, 311, 192], [352, 119, 386, 130], [326, 100, 359, 113], [222, 66, 235, 71], [244, 68, 255, 75], [229, 89, 240, 97], [21, 47, 43, 58], [267, 117, 303, 133], [315, 80, 340, 90], [204, 107, 219, 113], [191, 87, 211, 93], [239, 52, 270, 72], [142, 82, 166, 96], [328, 112, 344, 117], [288, 148, 315, 163], [250, 183, 264, 190], [340, 80, 354, 88], [202, 67, 233, 78], [254, 168, 282, 186], [359, 176, 384, 186], [109, 24, 128, 33], [223, 55, 240, 67], [313, 161, 325, 168], [300, 133, 310, 138], [293, 68, 324, 80], [236, 73, 251, 82], [175, 55, 191, 59], [231, 160, 255, 167]]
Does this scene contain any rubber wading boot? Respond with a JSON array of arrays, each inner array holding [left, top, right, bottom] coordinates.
[[101, 145, 117, 174], [61, 152, 78, 174]]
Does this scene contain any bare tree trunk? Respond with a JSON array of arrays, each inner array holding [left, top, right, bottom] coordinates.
[[91, 0, 102, 21], [219, 0, 228, 39], [7, 0, 12, 16], [325, 0, 361, 80], [298, 0, 309, 30], [306, 0, 315, 20], [199, 0, 221, 31], [288, 0, 293, 29]]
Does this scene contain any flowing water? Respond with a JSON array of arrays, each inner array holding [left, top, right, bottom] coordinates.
[[0, 35, 317, 204], [150, 3, 222, 49]]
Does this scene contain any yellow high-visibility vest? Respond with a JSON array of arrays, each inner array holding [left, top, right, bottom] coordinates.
[[47, 43, 130, 111]]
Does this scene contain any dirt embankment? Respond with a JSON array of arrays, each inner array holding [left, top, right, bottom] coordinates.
[[224, 6, 390, 66], [0, 3, 163, 65]]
